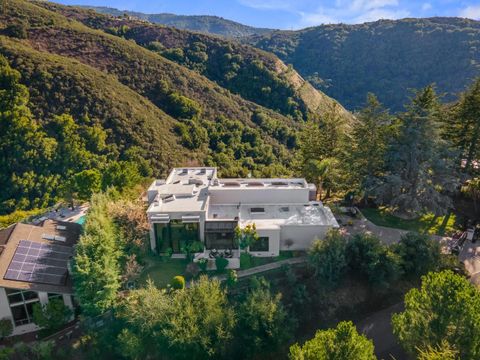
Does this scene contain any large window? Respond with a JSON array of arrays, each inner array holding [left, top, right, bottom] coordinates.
[[154, 221, 200, 253], [6, 289, 40, 326], [205, 222, 236, 249], [250, 237, 269, 252]]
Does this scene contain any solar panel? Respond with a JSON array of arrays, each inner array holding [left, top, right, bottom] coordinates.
[[4, 240, 73, 286]]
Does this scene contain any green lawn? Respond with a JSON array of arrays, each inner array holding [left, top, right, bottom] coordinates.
[[139, 256, 189, 288], [360, 207, 458, 236]]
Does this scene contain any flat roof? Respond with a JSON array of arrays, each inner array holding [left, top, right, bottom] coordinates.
[[0, 220, 81, 294], [238, 203, 339, 229]]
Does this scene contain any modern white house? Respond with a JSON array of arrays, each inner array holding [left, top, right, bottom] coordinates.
[[147, 167, 339, 267], [0, 220, 80, 336]]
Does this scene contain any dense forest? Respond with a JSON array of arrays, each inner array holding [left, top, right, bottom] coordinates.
[[82, 6, 274, 38], [247, 18, 480, 111]]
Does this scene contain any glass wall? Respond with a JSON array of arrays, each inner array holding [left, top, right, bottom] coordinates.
[[250, 237, 269, 252], [205, 222, 237, 249], [6, 289, 40, 326], [154, 221, 200, 253]]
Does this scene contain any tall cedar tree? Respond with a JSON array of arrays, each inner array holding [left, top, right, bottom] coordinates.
[[374, 86, 457, 216]]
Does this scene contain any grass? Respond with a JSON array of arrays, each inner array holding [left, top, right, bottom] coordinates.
[[360, 207, 458, 236], [139, 256, 189, 288]]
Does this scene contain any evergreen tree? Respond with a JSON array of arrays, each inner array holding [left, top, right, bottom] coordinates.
[[72, 193, 121, 316], [374, 86, 457, 216], [445, 78, 480, 173], [348, 94, 392, 199]]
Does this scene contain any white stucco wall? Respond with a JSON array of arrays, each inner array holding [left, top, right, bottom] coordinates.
[[0, 288, 12, 326], [249, 229, 280, 257], [280, 225, 331, 251], [209, 187, 309, 205]]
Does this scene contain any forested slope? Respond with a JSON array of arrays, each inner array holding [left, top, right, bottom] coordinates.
[[248, 18, 480, 111], [81, 6, 273, 38], [36, 1, 352, 123]]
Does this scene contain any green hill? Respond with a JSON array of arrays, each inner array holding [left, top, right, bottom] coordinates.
[[35, 1, 352, 123], [247, 18, 480, 111], [81, 6, 273, 38], [3, 0, 351, 212]]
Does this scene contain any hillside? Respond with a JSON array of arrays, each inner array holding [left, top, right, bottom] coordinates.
[[82, 6, 273, 38], [1, 0, 312, 180], [36, 2, 352, 123], [248, 18, 480, 111]]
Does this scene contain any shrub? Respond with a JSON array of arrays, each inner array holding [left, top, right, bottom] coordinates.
[[215, 257, 229, 272], [0, 318, 12, 338], [226, 269, 238, 287], [346, 233, 401, 287], [394, 232, 441, 278], [198, 258, 208, 272], [240, 252, 253, 269], [32, 299, 72, 334], [5, 22, 28, 39], [170, 275, 186, 290], [309, 230, 347, 287]]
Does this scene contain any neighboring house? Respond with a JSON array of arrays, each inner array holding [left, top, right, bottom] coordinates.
[[0, 220, 81, 336], [147, 167, 339, 264]]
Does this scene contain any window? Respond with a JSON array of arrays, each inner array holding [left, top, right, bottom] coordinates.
[[250, 207, 265, 214], [250, 237, 269, 252], [6, 289, 40, 326]]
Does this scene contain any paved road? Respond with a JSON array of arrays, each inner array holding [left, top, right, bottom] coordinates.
[[357, 303, 409, 360]]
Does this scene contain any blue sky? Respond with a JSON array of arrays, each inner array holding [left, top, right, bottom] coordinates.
[[56, 0, 480, 29]]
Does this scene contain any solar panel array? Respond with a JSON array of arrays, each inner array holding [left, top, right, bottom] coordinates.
[[4, 240, 73, 286]]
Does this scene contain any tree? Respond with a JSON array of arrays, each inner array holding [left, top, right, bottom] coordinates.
[[394, 232, 441, 278], [102, 161, 142, 191], [32, 299, 72, 333], [303, 158, 335, 200], [296, 103, 349, 198], [63, 169, 102, 206], [72, 193, 121, 316], [289, 321, 376, 360], [119, 276, 235, 360], [445, 78, 480, 173], [392, 271, 480, 359], [462, 177, 480, 213], [234, 224, 259, 250], [417, 341, 458, 360], [236, 278, 290, 357], [374, 86, 457, 216], [348, 94, 391, 199], [347, 233, 401, 287], [309, 229, 348, 287]]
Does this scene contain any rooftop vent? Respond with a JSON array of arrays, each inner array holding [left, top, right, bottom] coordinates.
[[163, 195, 175, 203], [199, 168, 206, 174], [54, 235, 66, 242], [272, 181, 289, 186], [250, 207, 265, 214], [246, 182, 264, 187], [180, 169, 188, 175], [223, 182, 241, 187], [42, 234, 55, 240], [280, 207, 290, 212], [56, 225, 67, 230]]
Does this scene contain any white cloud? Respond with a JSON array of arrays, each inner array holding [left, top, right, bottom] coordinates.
[[422, 3, 432, 11], [459, 5, 480, 19], [353, 8, 410, 23]]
